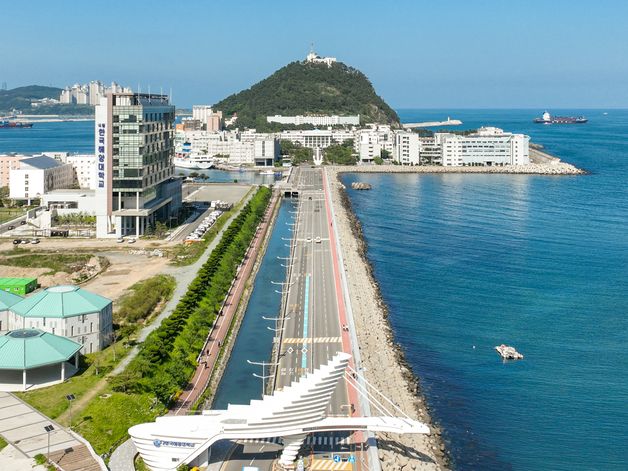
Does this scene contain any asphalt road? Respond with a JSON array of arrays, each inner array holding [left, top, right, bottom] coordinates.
[[222, 167, 356, 471], [275, 167, 348, 411]]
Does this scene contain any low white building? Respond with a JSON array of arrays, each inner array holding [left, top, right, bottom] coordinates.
[[279, 129, 355, 149], [305, 50, 337, 67], [267, 115, 360, 126], [436, 127, 530, 167], [52, 154, 96, 189], [9, 156, 75, 202], [8, 285, 113, 354], [176, 130, 279, 167]]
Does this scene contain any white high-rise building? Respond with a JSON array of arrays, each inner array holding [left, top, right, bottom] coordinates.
[[94, 92, 181, 238], [393, 131, 421, 165]]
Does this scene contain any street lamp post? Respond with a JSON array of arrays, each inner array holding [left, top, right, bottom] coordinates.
[[247, 359, 279, 398], [44, 424, 54, 459], [65, 394, 75, 428]]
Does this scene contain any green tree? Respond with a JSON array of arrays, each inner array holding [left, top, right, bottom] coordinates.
[[324, 145, 356, 165]]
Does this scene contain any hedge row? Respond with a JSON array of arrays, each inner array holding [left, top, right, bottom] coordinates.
[[112, 186, 272, 404]]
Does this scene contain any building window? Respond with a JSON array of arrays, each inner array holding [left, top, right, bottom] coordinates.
[[71, 326, 74, 336]]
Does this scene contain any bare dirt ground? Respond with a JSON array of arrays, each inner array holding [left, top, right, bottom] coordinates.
[[0, 183, 252, 303]]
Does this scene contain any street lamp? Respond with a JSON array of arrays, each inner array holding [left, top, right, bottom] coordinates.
[[66, 394, 75, 428], [247, 359, 280, 398], [44, 424, 54, 459], [262, 316, 290, 322]]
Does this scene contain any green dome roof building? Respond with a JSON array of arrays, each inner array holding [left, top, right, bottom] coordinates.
[[0, 329, 81, 391], [8, 285, 113, 354], [0, 290, 23, 333]]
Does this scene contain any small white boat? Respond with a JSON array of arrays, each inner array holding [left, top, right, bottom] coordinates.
[[259, 170, 276, 175]]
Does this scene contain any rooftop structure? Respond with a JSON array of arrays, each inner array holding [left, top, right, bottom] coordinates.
[[267, 114, 360, 127], [305, 47, 337, 67], [0, 329, 81, 391], [129, 352, 429, 470]]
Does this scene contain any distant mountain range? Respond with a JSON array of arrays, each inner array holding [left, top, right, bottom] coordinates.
[[0, 85, 92, 115], [213, 60, 399, 131]]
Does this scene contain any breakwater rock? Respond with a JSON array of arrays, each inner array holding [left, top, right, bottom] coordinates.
[[339, 162, 586, 175], [351, 181, 372, 190]]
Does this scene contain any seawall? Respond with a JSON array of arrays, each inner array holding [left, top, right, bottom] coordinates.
[[330, 161, 586, 175], [326, 168, 449, 471]]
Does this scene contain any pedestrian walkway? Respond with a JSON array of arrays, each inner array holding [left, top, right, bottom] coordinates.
[[0, 392, 104, 470], [108, 190, 258, 471]]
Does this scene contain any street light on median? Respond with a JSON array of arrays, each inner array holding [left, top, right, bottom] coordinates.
[[247, 359, 280, 398]]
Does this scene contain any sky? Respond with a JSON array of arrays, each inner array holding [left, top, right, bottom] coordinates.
[[1, 0, 627, 109]]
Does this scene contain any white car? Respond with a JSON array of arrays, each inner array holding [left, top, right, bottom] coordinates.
[[306, 237, 312, 243], [116, 237, 125, 243], [315, 236, 321, 243]]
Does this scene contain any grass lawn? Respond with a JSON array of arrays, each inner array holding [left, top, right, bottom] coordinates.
[[0, 208, 26, 224], [0, 253, 93, 275], [0, 433, 7, 451], [16, 339, 129, 422], [74, 390, 164, 456]]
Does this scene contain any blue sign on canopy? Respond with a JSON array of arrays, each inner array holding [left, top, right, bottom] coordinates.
[[333, 454, 341, 463]]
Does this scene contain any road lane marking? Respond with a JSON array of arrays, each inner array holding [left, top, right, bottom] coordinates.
[[282, 337, 342, 344], [302, 273, 310, 369]]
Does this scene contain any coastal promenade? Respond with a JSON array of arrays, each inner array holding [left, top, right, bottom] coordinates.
[[325, 167, 446, 470]]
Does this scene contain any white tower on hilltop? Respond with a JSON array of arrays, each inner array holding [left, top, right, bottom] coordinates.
[[305, 44, 337, 67]]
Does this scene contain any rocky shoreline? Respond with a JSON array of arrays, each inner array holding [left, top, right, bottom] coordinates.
[[326, 168, 448, 471], [330, 161, 586, 175]]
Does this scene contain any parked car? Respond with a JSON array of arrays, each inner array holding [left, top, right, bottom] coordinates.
[[127, 238, 136, 244], [20, 220, 26, 225], [30, 238, 40, 244], [7, 225, 15, 230], [315, 236, 321, 243], [12, 239, 21, 245], [116, 237, 124, 243]]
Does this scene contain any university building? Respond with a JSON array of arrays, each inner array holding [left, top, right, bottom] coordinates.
[[95, 92, 182, 238]]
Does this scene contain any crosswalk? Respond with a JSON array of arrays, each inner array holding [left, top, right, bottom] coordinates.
[[237, 435, 352, 446], [310, 459, 353, 470], [283, 337, 342, 344]]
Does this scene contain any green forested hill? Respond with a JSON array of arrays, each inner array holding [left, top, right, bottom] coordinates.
[[0, 85, 61, 112], [213, 61, 399, 130]]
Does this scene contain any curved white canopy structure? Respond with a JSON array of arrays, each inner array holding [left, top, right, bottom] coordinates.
[[129, 352, 428, 470]]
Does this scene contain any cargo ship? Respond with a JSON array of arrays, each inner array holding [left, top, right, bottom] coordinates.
[[533, 111, 587, 124], [0, 120, 33, 128]]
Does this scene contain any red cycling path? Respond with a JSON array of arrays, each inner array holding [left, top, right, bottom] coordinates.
[[171, 192, 279, 416]]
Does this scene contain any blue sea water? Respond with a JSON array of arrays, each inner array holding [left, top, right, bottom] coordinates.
[[342, 109, 628, 470]]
